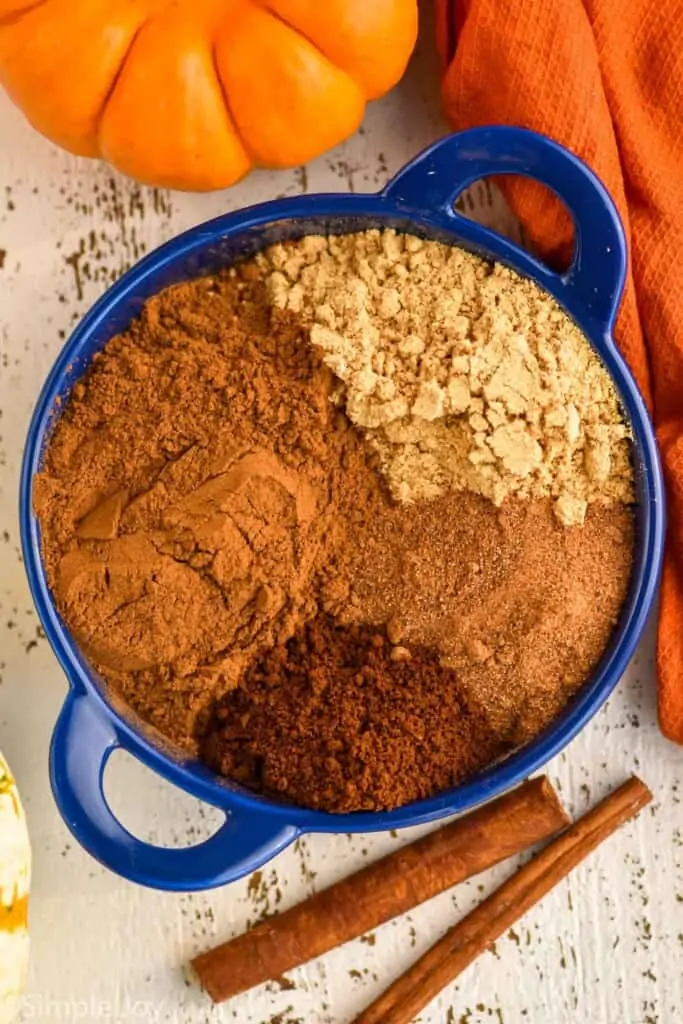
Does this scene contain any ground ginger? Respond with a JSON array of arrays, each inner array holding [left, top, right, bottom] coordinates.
[[260, 230, 633, 525]]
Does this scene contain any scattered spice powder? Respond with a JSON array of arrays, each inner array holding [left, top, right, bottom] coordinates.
[[259, 230, 633, 525], [33, 234, 636, 812]]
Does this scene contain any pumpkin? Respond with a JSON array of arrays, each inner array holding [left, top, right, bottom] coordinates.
[[0, 0, 417, 191], [0, 753, 29, 1024]]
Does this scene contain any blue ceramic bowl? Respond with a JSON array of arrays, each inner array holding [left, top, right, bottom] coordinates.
[[20, 127, 665, 891]]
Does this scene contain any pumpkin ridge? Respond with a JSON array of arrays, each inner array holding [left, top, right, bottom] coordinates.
[[209, 34, 258, 165], [0, 0, 47, 28], [254, 0, 343, 86], [94, 9, 156, 156]]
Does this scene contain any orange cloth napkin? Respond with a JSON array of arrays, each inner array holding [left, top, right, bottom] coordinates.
[[436, 0, 683, 742]]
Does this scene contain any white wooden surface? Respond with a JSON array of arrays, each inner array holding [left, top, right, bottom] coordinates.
[[0, 14, 681, 1024]]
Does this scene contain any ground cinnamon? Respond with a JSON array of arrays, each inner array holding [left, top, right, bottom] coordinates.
[[192, 776, 569, 1004], [34, 270, 381, 748]]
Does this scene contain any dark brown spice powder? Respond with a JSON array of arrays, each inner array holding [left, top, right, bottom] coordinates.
[[200, 615, 503, 812]]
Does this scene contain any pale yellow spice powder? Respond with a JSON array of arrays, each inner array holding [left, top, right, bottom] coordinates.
[[258, 230, 633, 525]]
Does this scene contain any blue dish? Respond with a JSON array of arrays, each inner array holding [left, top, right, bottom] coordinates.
[[20, 127, 665, 891]]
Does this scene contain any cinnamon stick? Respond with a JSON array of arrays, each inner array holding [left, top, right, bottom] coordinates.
[[192, 776, 568, 1003], [353, 776, 652, 1024]]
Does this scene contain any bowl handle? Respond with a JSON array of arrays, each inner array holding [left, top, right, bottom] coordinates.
[[383, 126, 627, 332], [50, 692, 299, 891]]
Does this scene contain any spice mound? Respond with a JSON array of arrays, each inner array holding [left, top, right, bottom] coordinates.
[[52, 449, 317, 675], [201, 616, 501, 812], [329, 490, 634, 747], [33, 272, 378, 746], [259, 231, 632, 526], [34, 232, 635, 813]]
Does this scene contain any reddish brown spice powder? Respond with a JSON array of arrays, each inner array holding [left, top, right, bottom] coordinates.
[[34, 270, 381, 748], [327, 489, 635, 746]]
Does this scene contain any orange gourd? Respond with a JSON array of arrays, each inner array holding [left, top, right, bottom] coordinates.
[[0, 0, 417, 191]]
